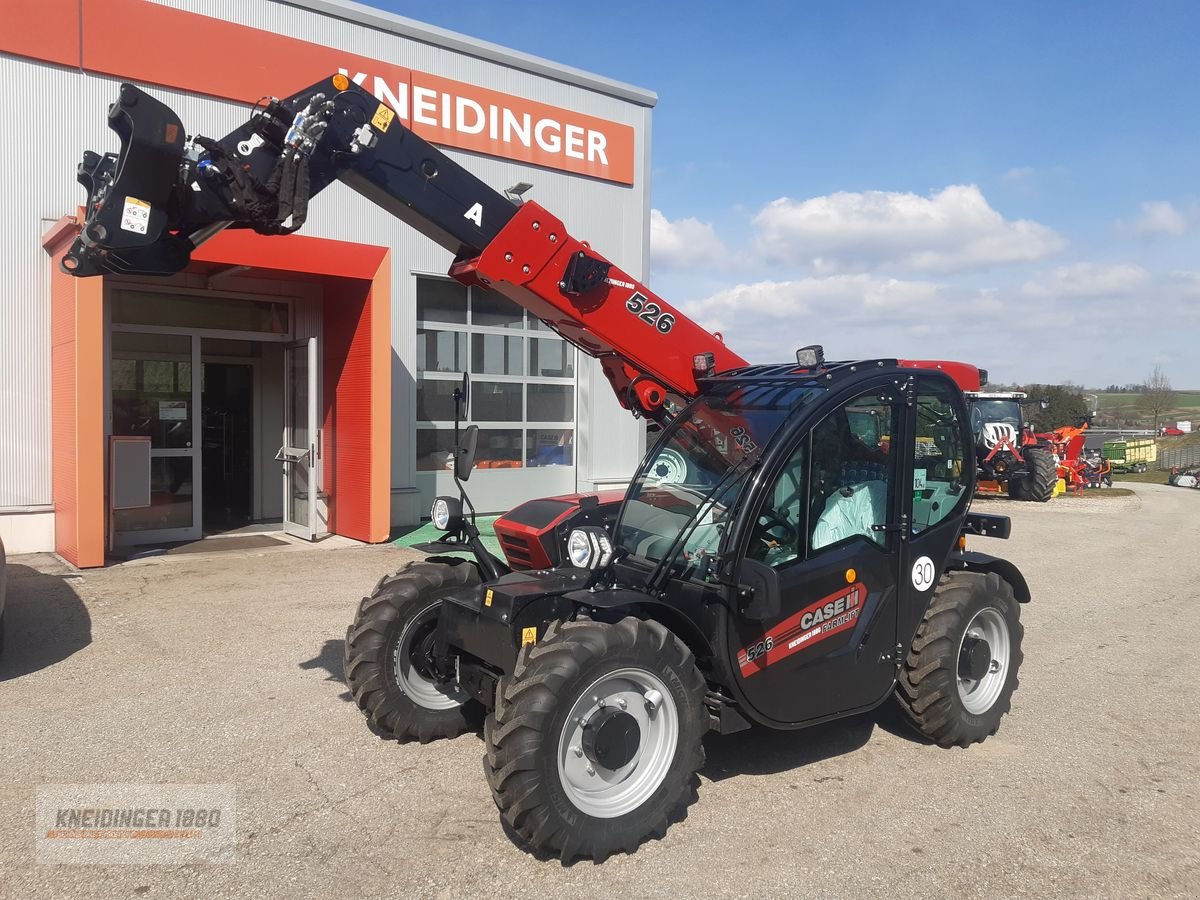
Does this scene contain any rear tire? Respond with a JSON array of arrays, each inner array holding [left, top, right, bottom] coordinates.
[[483, 617, 706, 862], [894, 571, 1023, 748], [344, 559, 482, 742], [1011, 447, 1057, 502]]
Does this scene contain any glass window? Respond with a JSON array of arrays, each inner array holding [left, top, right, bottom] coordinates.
[[111, 290, 287, 334], [528, 383, 573, 422], [529, 338, 574, 378], [747, 442, 807, 568], [809, 391, 895, 553], [476, 429, 523, 468], [417, 329, 467, 374], [472, 287, 524, 328], [417, 279, 468, 324], [202, 338, 263, 358], [414, 277, 579, 476], [912, 379, 969, 532], [111, 358, 137, 392], [416, 429, 456, 472], [617, 383, 820, 564], [528, 428, 573, 467], [417, 381, 459, 422], [112, 457, 194, 532], [472, 382, 523, 422], [110, 332, 193, 449], [472, 333, 523, 376]]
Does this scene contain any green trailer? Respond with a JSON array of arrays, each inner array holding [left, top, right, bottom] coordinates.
[[1103, 438, 1157, 473]]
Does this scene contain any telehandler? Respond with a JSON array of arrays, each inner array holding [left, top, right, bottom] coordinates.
[[63, 76, 1029, 861]]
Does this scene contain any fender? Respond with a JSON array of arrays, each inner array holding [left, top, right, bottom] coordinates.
[[562, 587, 714, 662], [949, 550, 1031, 603]]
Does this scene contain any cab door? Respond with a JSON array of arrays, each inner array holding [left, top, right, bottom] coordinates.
[[728, 383, 909, 726], [899, 374, 973, 647]]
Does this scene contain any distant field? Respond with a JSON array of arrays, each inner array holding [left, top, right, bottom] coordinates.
[[1092, 391, 1200, 427]]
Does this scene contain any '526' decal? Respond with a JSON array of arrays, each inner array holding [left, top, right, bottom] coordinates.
[[625, 292, 675, 334]]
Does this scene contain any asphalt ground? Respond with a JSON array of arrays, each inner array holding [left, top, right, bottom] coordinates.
[[1, 482, 1197, 898]]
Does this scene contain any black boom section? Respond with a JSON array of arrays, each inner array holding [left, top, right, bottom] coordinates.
[[63, 77, 519, 277]]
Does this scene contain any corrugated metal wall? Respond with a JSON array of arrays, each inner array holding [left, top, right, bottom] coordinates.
[[0, 0, 652, 535]]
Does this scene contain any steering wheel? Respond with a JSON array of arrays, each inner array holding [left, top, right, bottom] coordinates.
[[753, 508, 798, 554]]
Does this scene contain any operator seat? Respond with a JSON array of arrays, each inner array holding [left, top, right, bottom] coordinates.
[[811, 481, 888, 549]]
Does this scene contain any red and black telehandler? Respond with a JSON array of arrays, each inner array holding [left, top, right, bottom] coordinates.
[[63, 77, 1030, 861]]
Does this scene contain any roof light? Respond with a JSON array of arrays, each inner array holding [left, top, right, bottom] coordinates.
[[693, 352, 715, 376], [796, 345, 825, 368]]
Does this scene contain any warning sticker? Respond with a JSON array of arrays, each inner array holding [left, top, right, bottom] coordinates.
[[521, 627, 537, 646], [120, 196, 151, 234], [371, 104, 395, 132]]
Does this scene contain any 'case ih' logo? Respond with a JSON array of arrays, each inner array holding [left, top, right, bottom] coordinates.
[[737, 583, 865, 677]]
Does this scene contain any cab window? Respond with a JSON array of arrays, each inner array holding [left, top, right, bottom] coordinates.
[[747, 390, 896, 568], [911, 378, 968, 532], [809, 392, 895, 552], [746, 442, 807, 567]]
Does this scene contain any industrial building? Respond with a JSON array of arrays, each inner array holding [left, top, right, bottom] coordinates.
[[0, 0, 654, 566]]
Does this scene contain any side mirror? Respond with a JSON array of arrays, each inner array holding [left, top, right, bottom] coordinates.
[[455, 424, 479, 481], [1039, 398, 1050, 411], [453, 372, 470, 421]]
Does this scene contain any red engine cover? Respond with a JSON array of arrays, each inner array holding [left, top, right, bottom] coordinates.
[[493, 490, 625, 570]]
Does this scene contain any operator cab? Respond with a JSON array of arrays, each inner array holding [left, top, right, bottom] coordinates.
[[604, 358, 978, 727]]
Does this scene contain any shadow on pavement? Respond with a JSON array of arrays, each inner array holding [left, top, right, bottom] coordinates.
[[0, 564, 92, 681], [299, 638, 352, 702], [701, 712, 878, 781]]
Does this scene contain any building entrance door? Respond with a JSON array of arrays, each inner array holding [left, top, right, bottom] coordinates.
[[280, 338, 320, 540], [109, 331, 203, 544]]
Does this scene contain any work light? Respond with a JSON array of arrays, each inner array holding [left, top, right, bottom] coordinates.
[[566, 527, 613, 570], [431, 496, 463, 533]]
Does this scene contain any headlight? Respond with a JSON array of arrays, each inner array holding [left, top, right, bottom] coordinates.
[[430, 496, 462, 532], [566, 526, 613, 570]]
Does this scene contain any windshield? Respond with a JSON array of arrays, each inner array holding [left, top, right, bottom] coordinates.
[[616, 383, 820, 570], [969, 400, 1022, 435]]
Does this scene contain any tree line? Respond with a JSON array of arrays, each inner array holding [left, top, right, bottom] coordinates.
[[983, 365, 1176, 431]]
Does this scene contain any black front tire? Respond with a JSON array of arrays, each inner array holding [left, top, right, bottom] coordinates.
[[344, 559, 482, 743], [483, 617, 707, 862], [894, 571, 1024, 748]]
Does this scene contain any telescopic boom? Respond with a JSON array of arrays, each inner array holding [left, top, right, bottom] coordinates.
[[62, 77, 746, 418]]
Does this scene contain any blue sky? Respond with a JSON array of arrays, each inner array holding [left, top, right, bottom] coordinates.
[[377, 1, 1200, 387]]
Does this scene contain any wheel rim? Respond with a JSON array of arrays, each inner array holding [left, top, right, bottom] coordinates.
[[557, 667, 679, 819], [391, 601, 467, 711], [956, 607, 1010, 715], [649, 449, 689, 484]]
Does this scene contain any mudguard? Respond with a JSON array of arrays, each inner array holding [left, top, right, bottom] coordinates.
[[949, 550, 1031, 602], [563, 587, 715, 661]]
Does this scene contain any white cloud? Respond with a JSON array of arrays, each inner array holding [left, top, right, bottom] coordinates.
[[1002, 166, 1035, 184], [661, 264, 1200, 383], [1021, 262, 1150, 299], [1120, 200, 1187, 237], [685, 274, 942, 324], [680, 275, 948, 361], [677, 275, 1026, 366], [649, 209, 726, 271], [751, 184, 1065, 274]]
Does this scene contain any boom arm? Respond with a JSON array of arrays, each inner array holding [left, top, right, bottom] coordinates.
[[62, 77, 746, 417]]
